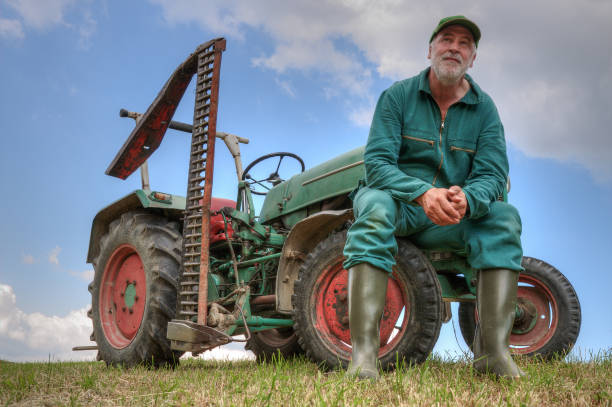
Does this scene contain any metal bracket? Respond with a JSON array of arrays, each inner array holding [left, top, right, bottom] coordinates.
[[167, 320, 232, 353]]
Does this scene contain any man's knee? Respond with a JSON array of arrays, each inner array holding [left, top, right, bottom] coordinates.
[[353, 187, 398, 225], [486, 201, 522, 236], [466, 201, 523, 271]]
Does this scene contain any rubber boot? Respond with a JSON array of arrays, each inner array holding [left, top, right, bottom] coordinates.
[[473, 269, 525, 378], [346, 263, 388, 380]]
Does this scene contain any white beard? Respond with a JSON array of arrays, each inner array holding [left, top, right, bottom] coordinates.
[[431, 52, 469, 86]]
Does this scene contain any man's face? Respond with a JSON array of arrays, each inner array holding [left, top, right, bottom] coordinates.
[[428, 25, 477, 86]]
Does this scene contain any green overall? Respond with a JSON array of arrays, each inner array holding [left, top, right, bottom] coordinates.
[[343, 68, 523, 273]]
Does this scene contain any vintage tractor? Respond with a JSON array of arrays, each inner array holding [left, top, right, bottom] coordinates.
[[84, 39, 581, 369]]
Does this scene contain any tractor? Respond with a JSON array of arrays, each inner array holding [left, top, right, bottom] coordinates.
[[83, 38, 581, 370]]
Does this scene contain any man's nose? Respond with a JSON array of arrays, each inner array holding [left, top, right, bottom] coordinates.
[[448, 40, 461, 52]]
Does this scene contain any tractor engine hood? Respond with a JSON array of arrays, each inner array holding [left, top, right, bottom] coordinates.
[[259, 146, 365, 226]]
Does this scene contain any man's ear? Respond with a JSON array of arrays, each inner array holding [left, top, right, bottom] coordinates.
[[427, 44, 432, 60], [469, 51, 477, 68]]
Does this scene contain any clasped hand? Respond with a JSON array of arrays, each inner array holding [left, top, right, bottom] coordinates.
[[415, 186, 468, 226]]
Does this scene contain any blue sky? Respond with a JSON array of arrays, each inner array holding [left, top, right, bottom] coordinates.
[[0, 0, 610, 361]]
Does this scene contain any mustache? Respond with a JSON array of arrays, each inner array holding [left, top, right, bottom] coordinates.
[[441, 52, 463, 63]]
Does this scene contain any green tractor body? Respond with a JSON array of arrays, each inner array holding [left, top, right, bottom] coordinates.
[[84, 39, 581, 369]]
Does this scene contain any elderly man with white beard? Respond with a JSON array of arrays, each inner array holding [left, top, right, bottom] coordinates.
[[342, 16, 525, 380]]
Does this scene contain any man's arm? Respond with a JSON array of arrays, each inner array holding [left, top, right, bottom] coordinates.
[[364, 87, 433, 203], [462, 101, 509, 219]]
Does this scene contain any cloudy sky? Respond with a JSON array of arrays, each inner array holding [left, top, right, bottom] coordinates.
[[1, 0, 610, 362]]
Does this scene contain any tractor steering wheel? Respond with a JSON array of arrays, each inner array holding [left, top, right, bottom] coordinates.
[[242, 152, 305, 195]]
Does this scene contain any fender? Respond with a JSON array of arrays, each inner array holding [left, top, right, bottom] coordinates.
[[275, 209, 354, 315], [86, 190, 186, 263]]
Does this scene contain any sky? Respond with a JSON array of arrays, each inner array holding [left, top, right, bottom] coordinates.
[[0, 0, 611, 362]]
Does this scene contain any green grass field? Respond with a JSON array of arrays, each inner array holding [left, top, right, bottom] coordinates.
[[1, 352, 610, 406]]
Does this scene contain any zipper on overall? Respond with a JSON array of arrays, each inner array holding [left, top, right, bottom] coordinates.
[[432, 119, 445, 185]]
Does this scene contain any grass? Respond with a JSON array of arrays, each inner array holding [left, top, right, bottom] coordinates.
[[1, 351, 610, 406]]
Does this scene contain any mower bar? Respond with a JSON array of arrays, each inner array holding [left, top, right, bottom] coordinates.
[[106, 38, 226, 180]]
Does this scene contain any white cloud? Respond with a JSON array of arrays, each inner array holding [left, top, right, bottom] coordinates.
[[349, 105, 374, 128], [0, 17, 24, 39], [48, 246, 61, 265], [190, 339, 255, 361], [0, 283, 96, 361], [151, 0, 612, 181], [68, 269, 94, 282], [3, 0, 97, 47], [274, 78, 296, 98], [0, 283, 255, 363], [21, 253, 35, 264], [5, 0, 76, 29], [76, 9, 96, 50]]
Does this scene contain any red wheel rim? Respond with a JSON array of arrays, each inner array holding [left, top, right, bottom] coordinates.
[[509, 274, 559, 354], [312, 260, 409, 359], [99, 244, 147, 349]]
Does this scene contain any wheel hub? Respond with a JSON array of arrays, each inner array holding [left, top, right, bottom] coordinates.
[[512, 297, 538, 334], [99, 244, 147, 349]]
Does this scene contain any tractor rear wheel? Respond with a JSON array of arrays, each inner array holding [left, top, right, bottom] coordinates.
[[458, 256, 581, 360], [245, 328, 303, 361], [292, 230, 443, 371], [89, 211, 183, 367]]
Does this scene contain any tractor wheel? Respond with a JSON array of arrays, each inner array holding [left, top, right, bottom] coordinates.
[[88, 211, 183, 367], [292, 230, 443, 371], [458, 256, 581, 360], [245, 328, 303, 361]]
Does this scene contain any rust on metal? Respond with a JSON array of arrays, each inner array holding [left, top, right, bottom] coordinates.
[[197, 39, 226, 326], [105, 38, 224, 180], [250, 294, 276, 305]]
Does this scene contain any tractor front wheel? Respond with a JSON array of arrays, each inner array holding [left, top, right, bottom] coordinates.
[[292, 230, 443, 371], [89, 211, 183, 367], [458, 256, 581, 359]]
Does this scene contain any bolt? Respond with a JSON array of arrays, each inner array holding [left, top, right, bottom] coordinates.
[[129, 309, 134, 314], [134, 296, 139, 301], [126, 279, 130, 284], [108, 308, 112, 314], [133, 280, 137, 286], [120, 292, 124, 297], [122, 307, 126, 312]]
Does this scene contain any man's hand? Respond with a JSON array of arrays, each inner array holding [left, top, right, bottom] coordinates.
[[415, 188, 462, 225], [447, 186, 468, 219], [415, 186, 469, 225]]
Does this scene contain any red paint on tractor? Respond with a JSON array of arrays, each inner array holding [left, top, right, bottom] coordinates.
[[209, 197, 236, 244], [99, 244, 147, 349], [313, 260, 409, 356]]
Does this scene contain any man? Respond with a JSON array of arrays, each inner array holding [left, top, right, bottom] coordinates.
[[343, 16, 524, 380]]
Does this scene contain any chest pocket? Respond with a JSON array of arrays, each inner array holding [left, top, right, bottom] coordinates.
[[449, 138, 476, 154], [447, 138, 477, 185], [400, 129, 437, 166]]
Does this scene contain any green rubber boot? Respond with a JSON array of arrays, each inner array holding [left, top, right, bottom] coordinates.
[[473, 269, 525, 378], [346, 263, 388, 380]]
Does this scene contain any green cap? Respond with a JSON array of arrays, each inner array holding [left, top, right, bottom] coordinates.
[[430, 15, 481, 47]]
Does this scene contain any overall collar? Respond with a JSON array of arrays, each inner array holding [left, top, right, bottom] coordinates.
[[417, 67, 482, 105]]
